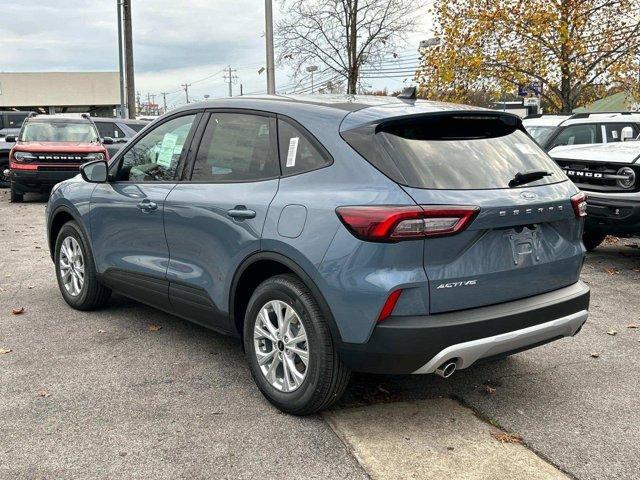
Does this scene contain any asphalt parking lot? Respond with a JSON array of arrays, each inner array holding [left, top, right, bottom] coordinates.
[[1, 190, 639, 480]]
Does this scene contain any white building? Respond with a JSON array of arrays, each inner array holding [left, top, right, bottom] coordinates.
[[0, 72, 120, 117]]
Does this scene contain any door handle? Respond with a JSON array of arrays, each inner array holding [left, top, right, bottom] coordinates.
[[137, 200, 158, 212], [227, 206, 256, 219]]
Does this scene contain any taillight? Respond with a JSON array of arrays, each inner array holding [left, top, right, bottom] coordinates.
[[335, 205, 480, 242], [571, 192, 587, 218]]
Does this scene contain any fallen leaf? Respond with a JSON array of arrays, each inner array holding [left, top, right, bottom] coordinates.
[[482, 384, 496, 394], [625, 243, 639, 249], [607, 329, 618, 336], [0, 347, 12, 355], [27, 285, 34, 289], [590, 352, 600, 358], [98, 329, 107, 334], [148, 324, 162, 332], [604, 236, 620, 245], [491, 431, 523, 444], [627, 324, 638, 329], [36, 390, 50, 398], [603, 267, 619, 276], [633, 268, 640, 273], [11, 307, 25, 315]]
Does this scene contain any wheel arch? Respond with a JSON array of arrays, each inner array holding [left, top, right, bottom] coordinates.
[[48, 205, 89, 261], [230, 251, 342, 346]]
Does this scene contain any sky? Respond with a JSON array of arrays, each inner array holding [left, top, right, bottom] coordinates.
[[0, 0, 433, 110]]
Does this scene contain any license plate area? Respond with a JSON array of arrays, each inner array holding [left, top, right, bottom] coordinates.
[[506, 226, 541, 266]]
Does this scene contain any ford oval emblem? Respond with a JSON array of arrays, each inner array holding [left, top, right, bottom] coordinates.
[[520, 191, 537, 200]]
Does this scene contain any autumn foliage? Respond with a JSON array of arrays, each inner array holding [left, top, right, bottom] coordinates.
[[416, 0, 640, 112]]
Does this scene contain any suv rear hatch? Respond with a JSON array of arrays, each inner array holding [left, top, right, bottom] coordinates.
[[342, 110, 585, 313]]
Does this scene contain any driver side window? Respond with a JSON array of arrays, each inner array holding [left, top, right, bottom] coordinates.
[[116, 114, 196, 181]]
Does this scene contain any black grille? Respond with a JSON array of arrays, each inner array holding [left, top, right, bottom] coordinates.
[[555, 159, 639, 193]]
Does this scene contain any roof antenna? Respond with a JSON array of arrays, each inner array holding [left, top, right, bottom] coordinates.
[[397, 86, 417, 101]]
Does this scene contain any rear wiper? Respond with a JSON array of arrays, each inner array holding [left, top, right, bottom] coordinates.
[[509, 170, 553, 188]]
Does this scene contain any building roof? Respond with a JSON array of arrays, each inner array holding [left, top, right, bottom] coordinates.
[[573, 92, 639, 113]]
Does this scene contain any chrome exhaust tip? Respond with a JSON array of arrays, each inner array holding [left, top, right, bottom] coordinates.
[[435, 360, 457, 378]]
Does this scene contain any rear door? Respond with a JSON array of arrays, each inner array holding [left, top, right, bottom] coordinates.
[[163, 110, 280, 331], [344, 112, 584, 314]]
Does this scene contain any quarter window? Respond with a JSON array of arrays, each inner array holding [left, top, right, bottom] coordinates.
[[96, 122, 126, 139], [277, 119, 331, 175], [604, 123, 636, 143], [116, 114, 196, 182], [191, 113, 279, 182]]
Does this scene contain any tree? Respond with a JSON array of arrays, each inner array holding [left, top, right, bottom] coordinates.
[[276, 0, 418, 94], [415, 0, 640, 112]]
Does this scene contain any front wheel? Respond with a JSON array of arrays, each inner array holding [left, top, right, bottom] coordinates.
[[0, 159, 9, 188], [10, 182, 23, 202], [54, 221, 111, 310], [244, 274, 350, 415], [583, 231, 607, 251]]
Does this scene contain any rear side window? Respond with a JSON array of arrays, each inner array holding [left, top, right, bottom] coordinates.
[[604, 123, 636, 142], [191, 113, 279, 182], [343, 114, 565, 190], [277, 119, 331, 175], [96, 122, 126, 139]]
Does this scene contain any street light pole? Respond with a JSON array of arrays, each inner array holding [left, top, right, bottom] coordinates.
[[265, 0, 276, 94], [116, 0, 127, 118], [306, 65, 318, 93]]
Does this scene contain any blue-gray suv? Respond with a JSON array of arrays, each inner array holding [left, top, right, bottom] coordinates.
[[46, 95, 590, 414]]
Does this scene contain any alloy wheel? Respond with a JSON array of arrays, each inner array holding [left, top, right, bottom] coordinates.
[[59, 236, 85, 297], [253, 300, 309, 392]]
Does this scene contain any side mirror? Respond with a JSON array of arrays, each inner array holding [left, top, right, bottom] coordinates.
[[621, 127, 634, 142], [102, 136, 115, 145], [80, 160, 108, 183], [4, 135, 16, 142]]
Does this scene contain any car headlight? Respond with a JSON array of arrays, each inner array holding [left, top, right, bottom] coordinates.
[[616, 167, 636, 189], [85, 153, 105, 161], [13, 151, 37, 162]]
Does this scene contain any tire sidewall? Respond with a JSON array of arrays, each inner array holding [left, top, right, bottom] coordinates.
[[54, 222, 94, 308], [244, 278, 328, 411]]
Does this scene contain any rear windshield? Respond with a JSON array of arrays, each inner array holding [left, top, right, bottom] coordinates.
[[343, 114, 566, 190], [21, 121, 99, 143]]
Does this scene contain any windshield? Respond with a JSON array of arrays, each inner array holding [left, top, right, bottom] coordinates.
[[21, 122, 98, 142], [525, 125, 557, 146]]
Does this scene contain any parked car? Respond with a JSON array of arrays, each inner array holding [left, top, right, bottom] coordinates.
[[522, 114, 570, 146], [550, 141, 640, 250], [540, 112, 640, 154], [46, 95, 590, 414], [92, 117, 148, 158], [7, 114, 108, 202], [0, 110, 31, 130], [0, 128, 22, 188]]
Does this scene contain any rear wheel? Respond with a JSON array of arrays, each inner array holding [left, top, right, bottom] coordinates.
[[244, 274, 350, 415], [10, 182, 23, 203], [54, 221, 111, 310], [583, 231, 607, 251]]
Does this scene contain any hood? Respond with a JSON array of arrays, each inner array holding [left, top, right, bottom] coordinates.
[[12, 141, 106, 153], [549, 142, 640, 164]]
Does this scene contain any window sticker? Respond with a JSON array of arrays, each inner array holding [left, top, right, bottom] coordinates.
[[612, 130, 618, 139], [515, 143, 538, 155], [286, 137, 299, 167], [156, 133, 178, 167]]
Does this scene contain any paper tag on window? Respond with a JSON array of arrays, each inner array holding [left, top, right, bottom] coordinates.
[[286, 137, 299, 167], [612, 130, 618, 139], [157, 133, 178, 167]]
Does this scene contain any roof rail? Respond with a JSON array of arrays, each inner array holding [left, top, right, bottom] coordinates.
[[567, 111, 634, 120]]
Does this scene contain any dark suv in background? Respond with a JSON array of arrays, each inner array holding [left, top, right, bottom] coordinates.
[[0, 111, 32, 187], [92, 117, 147, 157], [8, 114, 108, 202]]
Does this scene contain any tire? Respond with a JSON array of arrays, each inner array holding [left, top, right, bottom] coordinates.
[[583, 230, 607, 252], [54, 221, 111, 310], [10, 182, 23, 203], [243, 274, 350, 415], [0, 159, 9, 188]]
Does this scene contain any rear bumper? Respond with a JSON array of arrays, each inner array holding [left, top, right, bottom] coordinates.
[[11, 168, 80, 193], [337, 281, 590, 374], [585, 194, 640, 235]]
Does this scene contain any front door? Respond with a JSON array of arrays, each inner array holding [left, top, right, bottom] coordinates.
[[163, 111, 280, 331], [90, 113, 200, 310]]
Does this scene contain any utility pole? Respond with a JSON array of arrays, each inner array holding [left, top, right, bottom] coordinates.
[[122, 0, 136, 119], [224, 66, 237, 97], [181, 83, 191, 104], [264, 0, 276, 94], [161, 92, 168, 113], [116, 0, 126, 118]]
